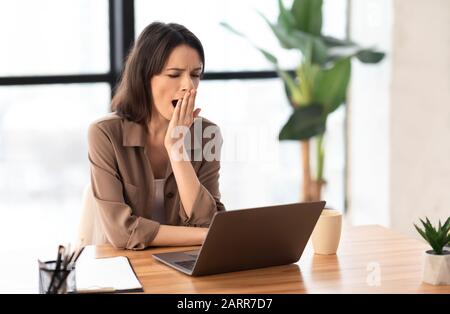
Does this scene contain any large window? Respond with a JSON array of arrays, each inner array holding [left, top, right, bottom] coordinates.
[[135, 0, 348, 211], [136, 0, 347, 72], [0, 84, 110, 246], [0, 1, 111, 251], [135, 0, 300, 71], [0, 0, 348, 251], [0, 0, 109, 76]]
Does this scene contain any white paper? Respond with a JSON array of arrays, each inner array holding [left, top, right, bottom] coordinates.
[[75, 256, 142, 292]]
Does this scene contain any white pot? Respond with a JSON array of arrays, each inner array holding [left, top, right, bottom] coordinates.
[[422, 250, 450, 285]]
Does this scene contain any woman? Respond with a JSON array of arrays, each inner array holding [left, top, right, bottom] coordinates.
[[87, 22, 225, 250]]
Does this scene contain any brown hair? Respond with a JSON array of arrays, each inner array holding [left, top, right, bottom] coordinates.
[[111, 22, 205, 127]]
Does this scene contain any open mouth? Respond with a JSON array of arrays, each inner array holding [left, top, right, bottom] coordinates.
[[171, 99, 179, 107]]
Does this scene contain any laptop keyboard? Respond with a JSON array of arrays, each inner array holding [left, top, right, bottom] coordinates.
[[175, 260, 196, 270], [185, 251, 199, 258]]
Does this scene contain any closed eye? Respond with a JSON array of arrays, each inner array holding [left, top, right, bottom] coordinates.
[[168, 74, 201, 78]]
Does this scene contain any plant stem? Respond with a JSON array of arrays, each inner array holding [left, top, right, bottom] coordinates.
[[301, 140, 311, 201], [316, 133, 325, 181]]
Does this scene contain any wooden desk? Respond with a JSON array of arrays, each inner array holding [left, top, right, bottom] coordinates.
[[82, 225, 449, 294]]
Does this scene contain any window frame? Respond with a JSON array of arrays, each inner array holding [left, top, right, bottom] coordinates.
[[0, 0, 350, 213], [0, 0, 282, 96]]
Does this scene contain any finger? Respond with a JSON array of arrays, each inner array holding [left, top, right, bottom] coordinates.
[[180, 91, 190, 120], [193, 108, 201, 119], [187, 89, 196, 118]]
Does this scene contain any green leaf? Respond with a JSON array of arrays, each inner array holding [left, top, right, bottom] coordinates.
[[414, 224, 429, 243], [279, 104, 326, 140], [290, 0, 323, 36], [325, 46, 385, 66], [282, 80, 297, 108], [277, 0, 296, 31], [320, 35, 385, 66], [420, 218, 426, 227], [313, 58, 351, 114], [295, 61, 320, 105], [415, 217, 450, 254], [257, 12, 328, 64], [219, 22, 246, 38], [442, 217, 450, 232], [422, 217, 431, 229], [425, 217, 435, 232], [325, 45, 362, 64], [356, 49, 385, 63], [321, 36, 355, 48], [257, 47, 279, 65], [220, 22, 279, 66], [427, 231, 440, 253], [257, 11, 306, 49], [220, 21, 308, 106], [279, 70, 303, 106]]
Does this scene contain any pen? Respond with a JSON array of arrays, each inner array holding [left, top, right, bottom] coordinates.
[[72, 246, 85, 265], [47, 245, 64, 294], [54, 245, 85, 293], [63, 243, 71, 268]]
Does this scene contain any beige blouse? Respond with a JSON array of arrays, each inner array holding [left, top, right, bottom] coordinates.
[[151, 178, 166, 224], [87, 112, 225, 250]]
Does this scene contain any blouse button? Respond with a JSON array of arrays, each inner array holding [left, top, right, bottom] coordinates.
[[166, 192, 174, 198]]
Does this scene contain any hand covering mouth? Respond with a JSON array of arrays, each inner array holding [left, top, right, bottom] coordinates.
[[171, 99, 179, 107]]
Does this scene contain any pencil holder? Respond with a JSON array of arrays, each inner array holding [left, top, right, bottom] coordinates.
[[38, 260, 76, 294]]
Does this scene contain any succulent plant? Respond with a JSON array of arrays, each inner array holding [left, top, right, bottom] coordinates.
[[414, 217, 450, 255]]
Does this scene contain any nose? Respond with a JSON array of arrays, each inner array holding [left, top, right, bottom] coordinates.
[[180, 75, 196, 93]]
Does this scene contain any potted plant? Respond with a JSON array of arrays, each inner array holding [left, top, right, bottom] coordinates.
[[414, 217, 450, 285], [221, 0, 385, 201]]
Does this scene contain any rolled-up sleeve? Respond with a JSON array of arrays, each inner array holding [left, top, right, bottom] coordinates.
[[179, 127, 226, 227], [87, 123, 160, 250]]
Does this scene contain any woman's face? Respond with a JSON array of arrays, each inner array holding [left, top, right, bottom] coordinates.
[[150, 44, 203, 121]]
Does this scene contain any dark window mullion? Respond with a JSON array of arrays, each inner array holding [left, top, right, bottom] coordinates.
[[0, 74, 111, 86], [109, 0, 135, 98], [203, 70, 292, 80], [0, 70, 291, 87]]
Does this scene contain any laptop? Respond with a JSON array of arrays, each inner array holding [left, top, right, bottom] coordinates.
[[152, 201, 326, 276]]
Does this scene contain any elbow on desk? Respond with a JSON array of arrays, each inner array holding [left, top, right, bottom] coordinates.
[[103, 231, 146, 251], [108, 238, 147, 251], [104, 235, 127, 250]]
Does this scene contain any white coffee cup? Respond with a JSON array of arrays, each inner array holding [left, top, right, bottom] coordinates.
[[311, 208, 342, 255]]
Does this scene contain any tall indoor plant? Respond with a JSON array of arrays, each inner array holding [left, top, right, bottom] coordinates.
[[221, 0, 385, 201]]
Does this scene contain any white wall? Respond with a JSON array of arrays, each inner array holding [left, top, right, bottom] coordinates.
[[348, 0, 393, 227], [349, 0, 450, 238], [389, 0, 450, 237]]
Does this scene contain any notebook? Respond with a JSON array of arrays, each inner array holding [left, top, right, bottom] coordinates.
[[72, 256, 143, 293]]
